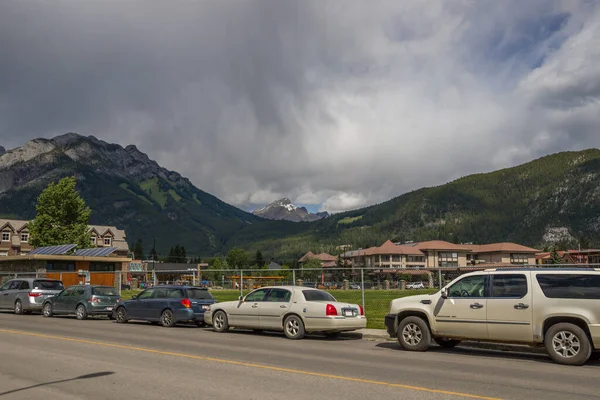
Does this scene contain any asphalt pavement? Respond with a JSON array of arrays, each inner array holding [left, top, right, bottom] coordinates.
[[0, 312, 599, 400]]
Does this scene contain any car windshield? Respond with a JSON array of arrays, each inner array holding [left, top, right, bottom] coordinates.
[[302, 290, 336, 302], [186, 289, 214, 300], [92, 287, 119, 296], [33, 280, 64, 290]]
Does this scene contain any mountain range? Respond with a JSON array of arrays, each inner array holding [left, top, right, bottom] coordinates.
[[1, 133, 599, 259], [253, 198, 329, 222]]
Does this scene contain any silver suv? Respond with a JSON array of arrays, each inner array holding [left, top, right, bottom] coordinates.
[[0, 278, 64, 314], [385, 268, 600, 365]]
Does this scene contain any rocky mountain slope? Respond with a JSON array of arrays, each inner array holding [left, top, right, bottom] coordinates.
[[0, 133, 265, 255], [253, 198, 329, 222]]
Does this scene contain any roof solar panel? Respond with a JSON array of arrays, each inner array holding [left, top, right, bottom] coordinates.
[[73, 247, 118, 257], [28, 244, 77, 255]]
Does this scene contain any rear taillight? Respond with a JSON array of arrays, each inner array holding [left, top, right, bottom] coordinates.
[[180, 298, 192, 308], [326, 304, 337, 316], [88, 297, 101, 303], [28, 292, 41, 297], [359, 305, 364, 315]]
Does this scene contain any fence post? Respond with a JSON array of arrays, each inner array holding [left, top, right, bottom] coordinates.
[[240, 270, 244, 296], [360, 268, 365, 313], [438, 269, 442, 289], [292, 270, 296, 286]]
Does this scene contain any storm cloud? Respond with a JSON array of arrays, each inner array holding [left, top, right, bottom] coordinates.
[[1, 0, 599, 213]]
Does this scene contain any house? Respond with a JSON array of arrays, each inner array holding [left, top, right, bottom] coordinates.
[[341, 240, 539, 269], [267, 261, 283, 270], [0, 219, 130, 257], [298, 251, 338, 268], [536, 249, 600, 265]]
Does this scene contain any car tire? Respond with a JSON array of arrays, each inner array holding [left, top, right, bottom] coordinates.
[[14, 300, 23, 315], [76, 304, 88, 320], [43, 303, 53, 318], [115, 307, 128, 323], [398, 316, 431, 352], [545, 323, 592, 366], [434, 338, 461, 349], [324, 332, 342, 339], [213, 311, 229, 333], [160, 309, 175, 327], [283, 315, 305, 340]]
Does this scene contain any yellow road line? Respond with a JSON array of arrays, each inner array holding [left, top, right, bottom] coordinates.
[[0, 328, 500, 400]]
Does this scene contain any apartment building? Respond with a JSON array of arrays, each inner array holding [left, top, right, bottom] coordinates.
[[536, 249, 600, 265], [342, 240, 539, 269], [0, 219, 129, 257], [298, 251, 338, 267]]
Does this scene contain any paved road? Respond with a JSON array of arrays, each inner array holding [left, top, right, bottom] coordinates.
[[0, 313, 598, 400]]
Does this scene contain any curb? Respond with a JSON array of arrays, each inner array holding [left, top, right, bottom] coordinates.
[[351, 330, 544, 354]]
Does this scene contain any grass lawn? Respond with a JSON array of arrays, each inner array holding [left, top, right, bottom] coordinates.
[[119, 288, 437, 329]]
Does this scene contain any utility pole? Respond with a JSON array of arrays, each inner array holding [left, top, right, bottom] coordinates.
[[152, 237, 156, 286]]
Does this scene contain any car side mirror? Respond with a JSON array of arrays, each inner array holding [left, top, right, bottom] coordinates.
[[238, 295, 244, 302], [131, 295, 138, 300], [441, 288, 448, 299]]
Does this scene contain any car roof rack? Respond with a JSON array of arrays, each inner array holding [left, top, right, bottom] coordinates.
[[484, 267, 600, 272]]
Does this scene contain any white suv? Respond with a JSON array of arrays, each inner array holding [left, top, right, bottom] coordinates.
[[385, 268, 600, 365]]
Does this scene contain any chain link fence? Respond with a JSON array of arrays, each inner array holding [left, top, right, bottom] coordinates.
[[1, 264, 597, 328]]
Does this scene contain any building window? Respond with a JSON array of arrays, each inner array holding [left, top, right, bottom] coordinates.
[[1, 232, 10, 241], [104, 237, 112, 246], [91, 236, 96, 245], [407, 256, 425, 263], [46, 262, 76, 271], [0, 251, 8, 257], [90, 262, 115, 272], [510, 254, 529, 264], [20, 233, 28, 243], [439, 252, 458, 267], [392, 255, 401, 262], [381, 255, 390, 262]]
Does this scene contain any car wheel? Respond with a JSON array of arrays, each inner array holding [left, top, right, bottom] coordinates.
[[213, 311, 229, 333], [14, 300, 23, 315], [545, 323, 591, 366], [398, 316, 431, 352], [160, 309, 175, 327], [283, 315, 305, 340], [75, 304, 88, 320], [43, 303, 53, 318], [434, 338, 461, 349], [115, 307, 128, 323]]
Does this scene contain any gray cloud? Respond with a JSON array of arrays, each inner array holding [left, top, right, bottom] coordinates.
[[1, 0, 599, 213]]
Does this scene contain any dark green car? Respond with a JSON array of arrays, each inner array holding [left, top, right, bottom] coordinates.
[[42, 285, 121, 320]]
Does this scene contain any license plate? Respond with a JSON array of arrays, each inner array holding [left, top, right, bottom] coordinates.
[[106, 307, 113, 311], [344, 310, 354, 317]]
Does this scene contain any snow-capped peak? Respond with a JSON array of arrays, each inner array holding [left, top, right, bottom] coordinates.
[[252, 198, 328, 222]]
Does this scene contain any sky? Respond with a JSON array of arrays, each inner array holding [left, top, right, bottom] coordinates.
[[1, 0, 599, 214]]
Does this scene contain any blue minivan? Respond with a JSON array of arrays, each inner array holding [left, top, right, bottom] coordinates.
[[113, 285, 216, 327]]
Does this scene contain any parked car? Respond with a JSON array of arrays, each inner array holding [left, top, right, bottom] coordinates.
[[113, 285, 216, 327], [42, 285, 121, 320], [385, 268, 600, 365], [406, 282, 425, 289], [204, 286, 367, 339], [349, 284, 361, 290], [0, 278, 64, 314]]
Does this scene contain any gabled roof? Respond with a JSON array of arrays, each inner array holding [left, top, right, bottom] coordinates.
[[365, 240, 425, 256], [469, 242, 539, 253], [413, 240, 470, 252], [0, 219, 28, 232], [298, 251, 315, 262], [313, 253, 337, 262], [267, 261, 282, 270]]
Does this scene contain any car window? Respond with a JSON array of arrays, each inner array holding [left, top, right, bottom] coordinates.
[[245, 289, 269, 302], [61, 287, 75, 297], [302, 290, 337, 302], [137, 289, 155, 300], [491, 274, 527, 298], [33, 280, 64, 290], [8, 281, 21, 290], [153, 289, 167, 299], [536, 274, 600, 299], [186, 289, 214, 300], [0, 281, 12, 290], [448, 275, 488, 298], [265, 289, 291, 302], [19, 281, 31, 290], [166, 289, 183, 299], [72, 286, 85, 297], [92, 287, 119, 296]]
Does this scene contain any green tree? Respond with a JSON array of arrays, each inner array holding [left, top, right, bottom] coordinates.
[[550, 248, 563, 265], [254, 250, 265, 269], [227, 248, 250, 270], [133, 239, 145, 260], [301, 258, 323, 282], [29, 176, 91, 248]]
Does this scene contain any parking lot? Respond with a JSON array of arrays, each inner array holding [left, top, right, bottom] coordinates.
[[0, 313, 599, 400]]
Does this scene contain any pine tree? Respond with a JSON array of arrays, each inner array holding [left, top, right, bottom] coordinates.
[[133, 239, 145, 260]]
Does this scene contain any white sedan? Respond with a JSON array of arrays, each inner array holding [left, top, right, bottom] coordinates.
[[203, 286, 367, 339]]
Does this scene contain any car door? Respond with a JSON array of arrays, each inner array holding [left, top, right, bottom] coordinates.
[[0, 280, 14, 309], [435, 274, 489, 340], [486, 273, 533, 342], [53, 287, 75, 313], [229, 288, 268, 327], [259, 289, 292, 330], [127, 288, 155, 319], [149, 288, 169, 320], [68, 286, 86, 313], [4, 280, 23, 310]]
